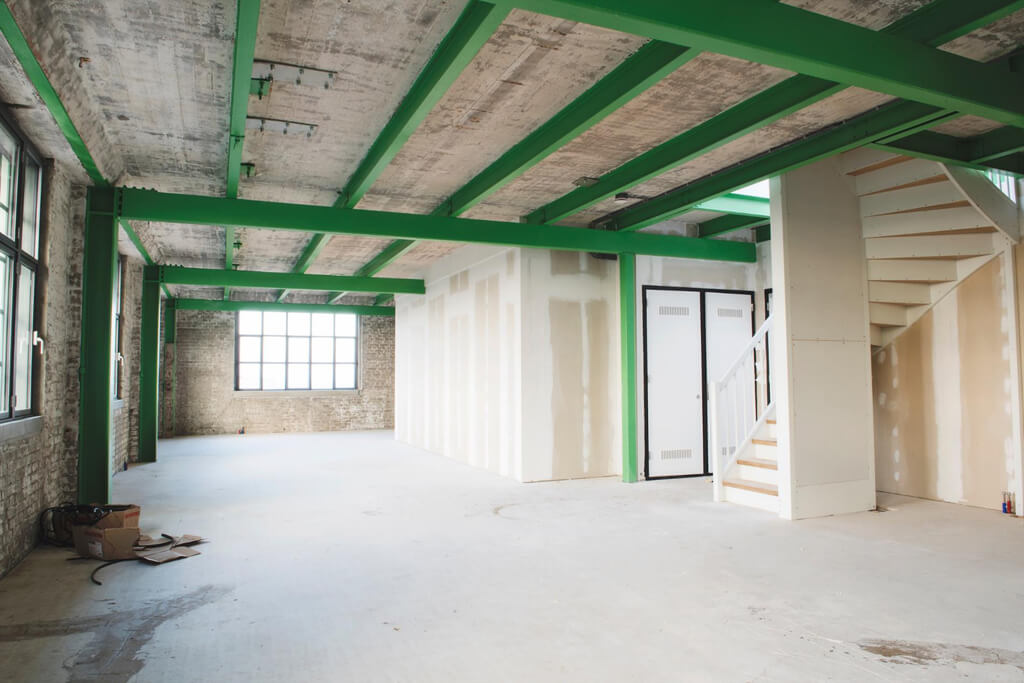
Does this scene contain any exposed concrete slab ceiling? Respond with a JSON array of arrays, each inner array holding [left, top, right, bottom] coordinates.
[[7, 0, 1024, 288]]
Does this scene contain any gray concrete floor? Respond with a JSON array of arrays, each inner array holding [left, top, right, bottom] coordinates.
[[1, 431, 1024, 682]]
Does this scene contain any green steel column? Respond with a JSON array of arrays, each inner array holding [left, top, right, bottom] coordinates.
[[619, 253, 639, 483], [138, 266, 161, 463], [78, 188, 119, 503]]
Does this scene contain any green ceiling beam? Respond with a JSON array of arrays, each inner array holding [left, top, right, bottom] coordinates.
[[284, 1, 505, 303], [438, 41, 696, 218], [275, 233, 330, 302], [152, 266, 426, 295], [0, 2, 108, 186], [872, 132, 1024, 176], [336, 1, 506, 209], [607, 101, 958, 232], [334, 39, 697, 303], [224, 0, 261, 299], [699, 214, 767, 239], [693, 194, 770, 218], [755, 225, 771, 243], [967, 126, 1024, 163], [116, 188, 756, 262], [523, 0, 1023, 226], [498, 0, 1024, 128], [174, 298, 396, 317]]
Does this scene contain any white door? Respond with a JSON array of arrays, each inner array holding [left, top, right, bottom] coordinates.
[[704, 292, 755, 462], [644, 289, 704, 477]]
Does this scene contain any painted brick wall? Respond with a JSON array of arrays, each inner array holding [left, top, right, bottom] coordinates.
[[0, 163, 81, 578], [165, 311, 394, 434]]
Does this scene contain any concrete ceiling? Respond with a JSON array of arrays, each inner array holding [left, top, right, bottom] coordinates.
[[2, 1, 1023, 302]]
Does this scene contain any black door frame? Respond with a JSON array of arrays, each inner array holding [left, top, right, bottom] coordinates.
[[641, 285, 756, 480]]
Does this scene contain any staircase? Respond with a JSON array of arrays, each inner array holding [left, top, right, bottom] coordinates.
[[840, 150, 1021, 347], [720, 412, 779, 513], [710, 315, 780, 513]]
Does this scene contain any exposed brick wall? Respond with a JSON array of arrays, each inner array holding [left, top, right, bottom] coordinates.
[[112, 258, 143, 473], [164, 311, 394, 434], [0, 162, 82, 578]]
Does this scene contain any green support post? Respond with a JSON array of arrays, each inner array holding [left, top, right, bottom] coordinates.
[[78, 188, 119, 504], [138, 266, 161, 463], [619, 253, 639, 483]]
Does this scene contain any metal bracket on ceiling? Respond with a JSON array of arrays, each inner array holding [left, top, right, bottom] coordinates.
[[246, 117, 317, 138], [240, 162, 256, 178], [252, 61, 336, 91]]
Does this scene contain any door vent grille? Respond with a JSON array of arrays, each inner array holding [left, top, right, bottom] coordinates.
[[718, 308, 744, 318], [661, 448, 692, 460], [658, 306, 690, 316]]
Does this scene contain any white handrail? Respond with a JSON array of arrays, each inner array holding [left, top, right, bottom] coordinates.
[[716, 314, 773, 387], [712, 314, 773, 502]]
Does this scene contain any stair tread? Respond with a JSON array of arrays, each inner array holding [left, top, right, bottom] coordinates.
[[723, 479, 779, 496], [737, 457, 778, 470], [765, 419, 776, 425], [752, 438, 777, 446]]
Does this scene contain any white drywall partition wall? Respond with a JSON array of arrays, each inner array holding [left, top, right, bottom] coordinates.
[[520, 251, 620, 482], [770, 157, 876, 519], [395, 245, 524, 480]]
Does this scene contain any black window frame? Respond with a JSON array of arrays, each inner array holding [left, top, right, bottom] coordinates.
[[234, 310, 359, 392], [0, 104, 42, 422], [113, 255, 124, 399]]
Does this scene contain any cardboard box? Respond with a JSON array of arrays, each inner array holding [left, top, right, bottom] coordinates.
[[72, 504, 142, 560], [72, 525, 141, 561], [92, 504, 140, 530]]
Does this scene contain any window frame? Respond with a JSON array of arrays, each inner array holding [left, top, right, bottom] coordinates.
[[113, 255, 124, 400], [234, 310, 359, 392], [0, 105, 42, 422]]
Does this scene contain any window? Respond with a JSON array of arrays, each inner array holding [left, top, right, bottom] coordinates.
[[0, 113, 41, 420], [113, 256, 124, 399], [236, 311, 358, 391], [985, 168, 1018, 204]]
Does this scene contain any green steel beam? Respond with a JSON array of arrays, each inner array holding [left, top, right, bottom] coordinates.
[[78, 188, 119, 504], [607, 101, 958, 232], [117, 188, 756, 262], [872, 131, 1024, 176], [165, 299, 177, 344], [138, 266, 160, 464], [275, 233, 330, 302], [175, 298, 395, 317], [336, 1, 505, 209], [226, 0, 260, 198], [755, 225, 771, 243], [332, 40, 697, 302], [496, 0, 1024, 128], [523, 0, 1023, 226], [619, 253, 638, 483], [966, 126, 1024, 163], [0, 2, 108, 186], [224, 0, 262, 299], [152, 266, 426, 295], [440, 41, 696, 218], [699, 214, 768, 238], [285, 1, 505, 302], [693, 194, 770, 218]]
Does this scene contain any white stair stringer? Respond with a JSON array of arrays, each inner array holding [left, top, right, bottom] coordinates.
[[842, 150, 1020, 347]]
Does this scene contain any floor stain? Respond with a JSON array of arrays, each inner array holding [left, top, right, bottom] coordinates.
[[0, 584, 230, 682], [859, 638, 1024, 670]]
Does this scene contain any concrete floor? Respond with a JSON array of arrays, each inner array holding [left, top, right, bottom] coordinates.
[[1, 432, 1023, 682]]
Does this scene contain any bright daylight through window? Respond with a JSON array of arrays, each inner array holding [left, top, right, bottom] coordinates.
[[236, 310, 358, 391], [0, 114, 41, 420]]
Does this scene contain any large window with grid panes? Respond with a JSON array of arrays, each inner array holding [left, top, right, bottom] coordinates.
[[235, 310, 358, 391], [0, 111, 41, 420]]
